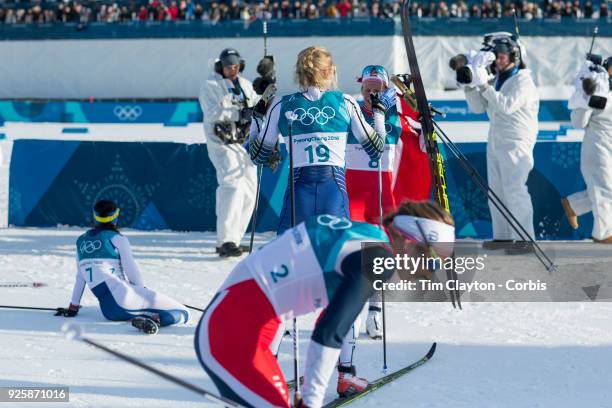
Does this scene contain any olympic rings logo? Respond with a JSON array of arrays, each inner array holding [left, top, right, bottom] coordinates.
[[317, 215, 352, 230], [385, 123, 394, 134], [80, 240, 102, 254], [292, 106, 336, 126], [113, 105, 143, 121]]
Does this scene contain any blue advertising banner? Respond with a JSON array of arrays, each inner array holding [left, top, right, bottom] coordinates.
[[0, 101, 202, 125], [9, 139, 592, 240], [0, 100, 570, 124]]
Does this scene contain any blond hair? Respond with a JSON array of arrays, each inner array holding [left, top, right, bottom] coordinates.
[[295, 46, 336, 90]]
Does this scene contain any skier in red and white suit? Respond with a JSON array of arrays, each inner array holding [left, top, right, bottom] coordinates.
[[345, 66, 428, 344], [194, 202, 455, 408], [346, 65, 401, 225]]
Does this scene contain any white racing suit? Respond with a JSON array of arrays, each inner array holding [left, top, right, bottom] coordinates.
[[71, 228, 189, 326], [464, 69, 539, 240], [567, 84, 612, 241], [199, 73, 259, 247]]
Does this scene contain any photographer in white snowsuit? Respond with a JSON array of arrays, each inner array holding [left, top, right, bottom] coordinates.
[[562, 57, 612, 243], [457, 33, 539, 254], [199, 48, 260, 257]]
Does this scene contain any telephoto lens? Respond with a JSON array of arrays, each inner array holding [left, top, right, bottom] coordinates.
[[449, 54, 468, 71]]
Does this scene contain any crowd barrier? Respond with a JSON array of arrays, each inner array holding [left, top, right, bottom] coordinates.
[[0, 18, 608, 41]]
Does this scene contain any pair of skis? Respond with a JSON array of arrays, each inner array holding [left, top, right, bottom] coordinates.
[[286, 342, 437, 407], [396, 0, 462, 309]]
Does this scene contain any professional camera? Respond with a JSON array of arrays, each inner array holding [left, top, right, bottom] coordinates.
[[253, 56, 276, 95], [449, 32, 524, 85], [576, 54, 610, 110], [449, 50, 495, 85], [586, 53, 604, 67]]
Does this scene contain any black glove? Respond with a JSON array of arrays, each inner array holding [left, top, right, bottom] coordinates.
[[238, 107, 254, 124], [55, 304, 79, 317], [267, 143, 282, 172], [253, 83, 277, 120], [253, 98, 268, 120], [456, 66, 473, 84], [588, 95, 607, 110], [370, 88, 395, 113], [253, 76, 276, 96], [213, 122, 235, 144]]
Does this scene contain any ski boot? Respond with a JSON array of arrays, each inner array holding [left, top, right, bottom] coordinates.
[[337, 365, 368, 397], [131, 316, 160, 335], [365, 307, 383, 340]]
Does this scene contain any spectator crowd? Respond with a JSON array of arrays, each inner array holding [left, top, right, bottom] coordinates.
[[0, 0, 609, 24]]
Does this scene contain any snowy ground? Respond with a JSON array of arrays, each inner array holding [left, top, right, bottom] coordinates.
[[1, 228, 612, 407]]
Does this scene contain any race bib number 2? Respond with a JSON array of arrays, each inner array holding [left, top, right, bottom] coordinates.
[[270, 264, 289, 283]]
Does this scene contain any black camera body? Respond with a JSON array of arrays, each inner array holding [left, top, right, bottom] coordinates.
[[213, 117, 250, 145], [449, 53, 494, 85], [586, 53, 603, 67]]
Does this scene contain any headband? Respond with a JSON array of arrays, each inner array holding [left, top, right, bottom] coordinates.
[[392, 215, 455, 256], [94, 208, 120, 224]]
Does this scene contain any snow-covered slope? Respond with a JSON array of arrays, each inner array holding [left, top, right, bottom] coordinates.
[[1, 228, 611, 407]]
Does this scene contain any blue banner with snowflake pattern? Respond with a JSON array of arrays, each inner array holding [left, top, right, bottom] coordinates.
[[8, 139, 591, 239], [0, 100, 570, 124]]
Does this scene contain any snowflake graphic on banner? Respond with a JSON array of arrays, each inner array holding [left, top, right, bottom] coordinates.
[[551, 143, 580, 169], [448, 186, 489, 228], [73, 155, 160, 227], [187, 172, 216, 210], [538, 215, 561, 240]]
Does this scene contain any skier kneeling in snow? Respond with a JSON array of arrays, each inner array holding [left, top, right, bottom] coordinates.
[[56, 200, 190, 335], [194, 200, 454, 408]]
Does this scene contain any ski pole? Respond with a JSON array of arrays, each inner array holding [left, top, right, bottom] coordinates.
[[183, 304, 205, 312], [249, 165, 263, 253], [247, 15, 270, 255], [61, 323, 243, 408], [377, 159, 389, 372], [588, 26, 598, 56], [0, 305, 59, 312], [512, 7, 520, 38], [0, 282, 46, 288], [285, 111, 301, 405], [263, 18, 268, 57], [432, 120, 557, 273]]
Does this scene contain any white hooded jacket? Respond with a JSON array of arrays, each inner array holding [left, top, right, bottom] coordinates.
[[568, 89, 612, 240], [199, 72, 259, 140], [465, 69, 539, 149]]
